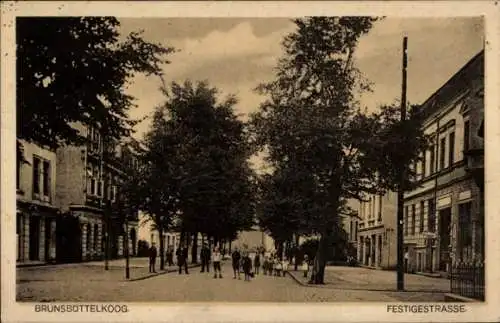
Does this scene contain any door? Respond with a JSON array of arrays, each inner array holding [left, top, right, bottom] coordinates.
[[29, 216, 40, 261], [44, 218, 51, 261], [56, 215, 82, 263], [439, 208, 451, 271]]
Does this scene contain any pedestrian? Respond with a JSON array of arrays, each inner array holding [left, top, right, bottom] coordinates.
[[302, 255, 309, 278], [253, 252, 261, 275], [275, 258, 283, 277], [242, 252, 253, 281], [148, 242, 158, 273], [176, 244, 189, 274], [282, 258, 289, 277], [404, 250, 409, 273], [166, 247, 174, 267], [212, 246, 223, 279], [200, 243, 211, 273], [232, 247, 242, 279]]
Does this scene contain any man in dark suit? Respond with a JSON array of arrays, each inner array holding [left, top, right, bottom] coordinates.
[[177, 245, 189, 274], [200, 243, 211, 273], [149, 242, 157, 273]]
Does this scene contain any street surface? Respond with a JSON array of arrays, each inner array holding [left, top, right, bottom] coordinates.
[[17, 258, 448, 302]]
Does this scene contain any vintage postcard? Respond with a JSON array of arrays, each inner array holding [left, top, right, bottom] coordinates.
[[1, 1, 499, 322]]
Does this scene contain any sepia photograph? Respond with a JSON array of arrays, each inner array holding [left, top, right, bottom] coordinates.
[[1, 1, 498, 322]]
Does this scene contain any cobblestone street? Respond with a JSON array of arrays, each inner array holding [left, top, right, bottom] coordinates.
[[18, 260, 447, 302]]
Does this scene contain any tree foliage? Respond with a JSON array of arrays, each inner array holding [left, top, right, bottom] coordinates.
[[250, 17, 428, 284], [16, 17, 175, 149], [133, 80, 255, 262]]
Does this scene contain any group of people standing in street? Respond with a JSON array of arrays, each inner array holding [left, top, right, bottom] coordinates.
[[231, 247, 259, 281], [148, 242, 190, 274], [262, 253, 290, 277], [149, 242, 291, 282]]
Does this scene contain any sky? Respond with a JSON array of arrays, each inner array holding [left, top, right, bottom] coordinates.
[[119, 17, 484, 156]]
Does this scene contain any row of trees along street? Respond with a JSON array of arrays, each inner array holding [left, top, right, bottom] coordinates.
[[17, 17, 429, 283]]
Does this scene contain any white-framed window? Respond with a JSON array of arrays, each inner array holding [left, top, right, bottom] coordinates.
[[32, 155, 51, 201]]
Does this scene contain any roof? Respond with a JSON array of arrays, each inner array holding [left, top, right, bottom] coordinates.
[[419, 50, 484, 120]]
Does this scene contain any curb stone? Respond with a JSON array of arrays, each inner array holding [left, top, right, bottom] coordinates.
[[127, 264, 201, 282], [285, 270, 449, 294]]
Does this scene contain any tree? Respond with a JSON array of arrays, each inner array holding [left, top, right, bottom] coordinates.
[[162, 81, 256, 253], [137, 106, 182, 270], [137, 80, 255, 264], [250, 17, 428, 284], [16, 17, 174, 149]]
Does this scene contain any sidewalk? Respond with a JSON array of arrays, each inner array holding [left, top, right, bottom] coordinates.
[[17, 257, 201, 283], [286, 266, 450, 293]]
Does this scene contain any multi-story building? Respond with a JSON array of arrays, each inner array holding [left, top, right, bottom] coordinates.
[[341, 200, 361, 259], [403, 50, 484, 276], [357, 191, 398, 269], [55, 123, 139, 263], [16, 140, 58, 264]]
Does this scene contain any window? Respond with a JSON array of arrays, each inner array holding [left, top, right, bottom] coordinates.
[[421, 152, 426, 178], [463, 120, 470, 152], [449, 132, 455, 166], [429, 145, 435, 174], [428, 199, 436, 232], [411, 204, 416, 235], [349, 221, 353, 240], [458, 202, 473, 261], [42, 160, 50, 197], [32, 156, 41, 195], [404, 205, 409, 236], [439, 137, 446, 170], [377, 195, 382, 221], [419, 200, 425, 233]]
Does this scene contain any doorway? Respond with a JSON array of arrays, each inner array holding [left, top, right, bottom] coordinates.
[[439, 208, 451, 271]]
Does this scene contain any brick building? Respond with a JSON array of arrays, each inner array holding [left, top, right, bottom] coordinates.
[[55, 123, 139, 263], [403, 50, 484, 275], [16, 140, 58, 264]]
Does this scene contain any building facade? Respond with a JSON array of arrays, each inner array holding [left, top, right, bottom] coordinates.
[[16, 140, 59, 264], [55, 123, 139, 263], [403, 50, 484, 275], [357, 191, 398, 269], [341, 199, 360, 259]]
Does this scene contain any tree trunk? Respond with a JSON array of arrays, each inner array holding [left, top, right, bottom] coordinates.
[[276, 240, 284, 260], [311, 234, 328, 284], [191, 231, 198, 264], [180, 231, 185, 247], [294, 234, 300, 271], [158, 227, 165, 270], [229, 240, 232, 253]]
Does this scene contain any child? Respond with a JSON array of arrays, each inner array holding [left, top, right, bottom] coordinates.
[[302, 255, 309, 278], [275, 258, 282, 277], [282, 258, 289, 277], [212, 246, 223, 279], [242, 252, 253, 281]]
